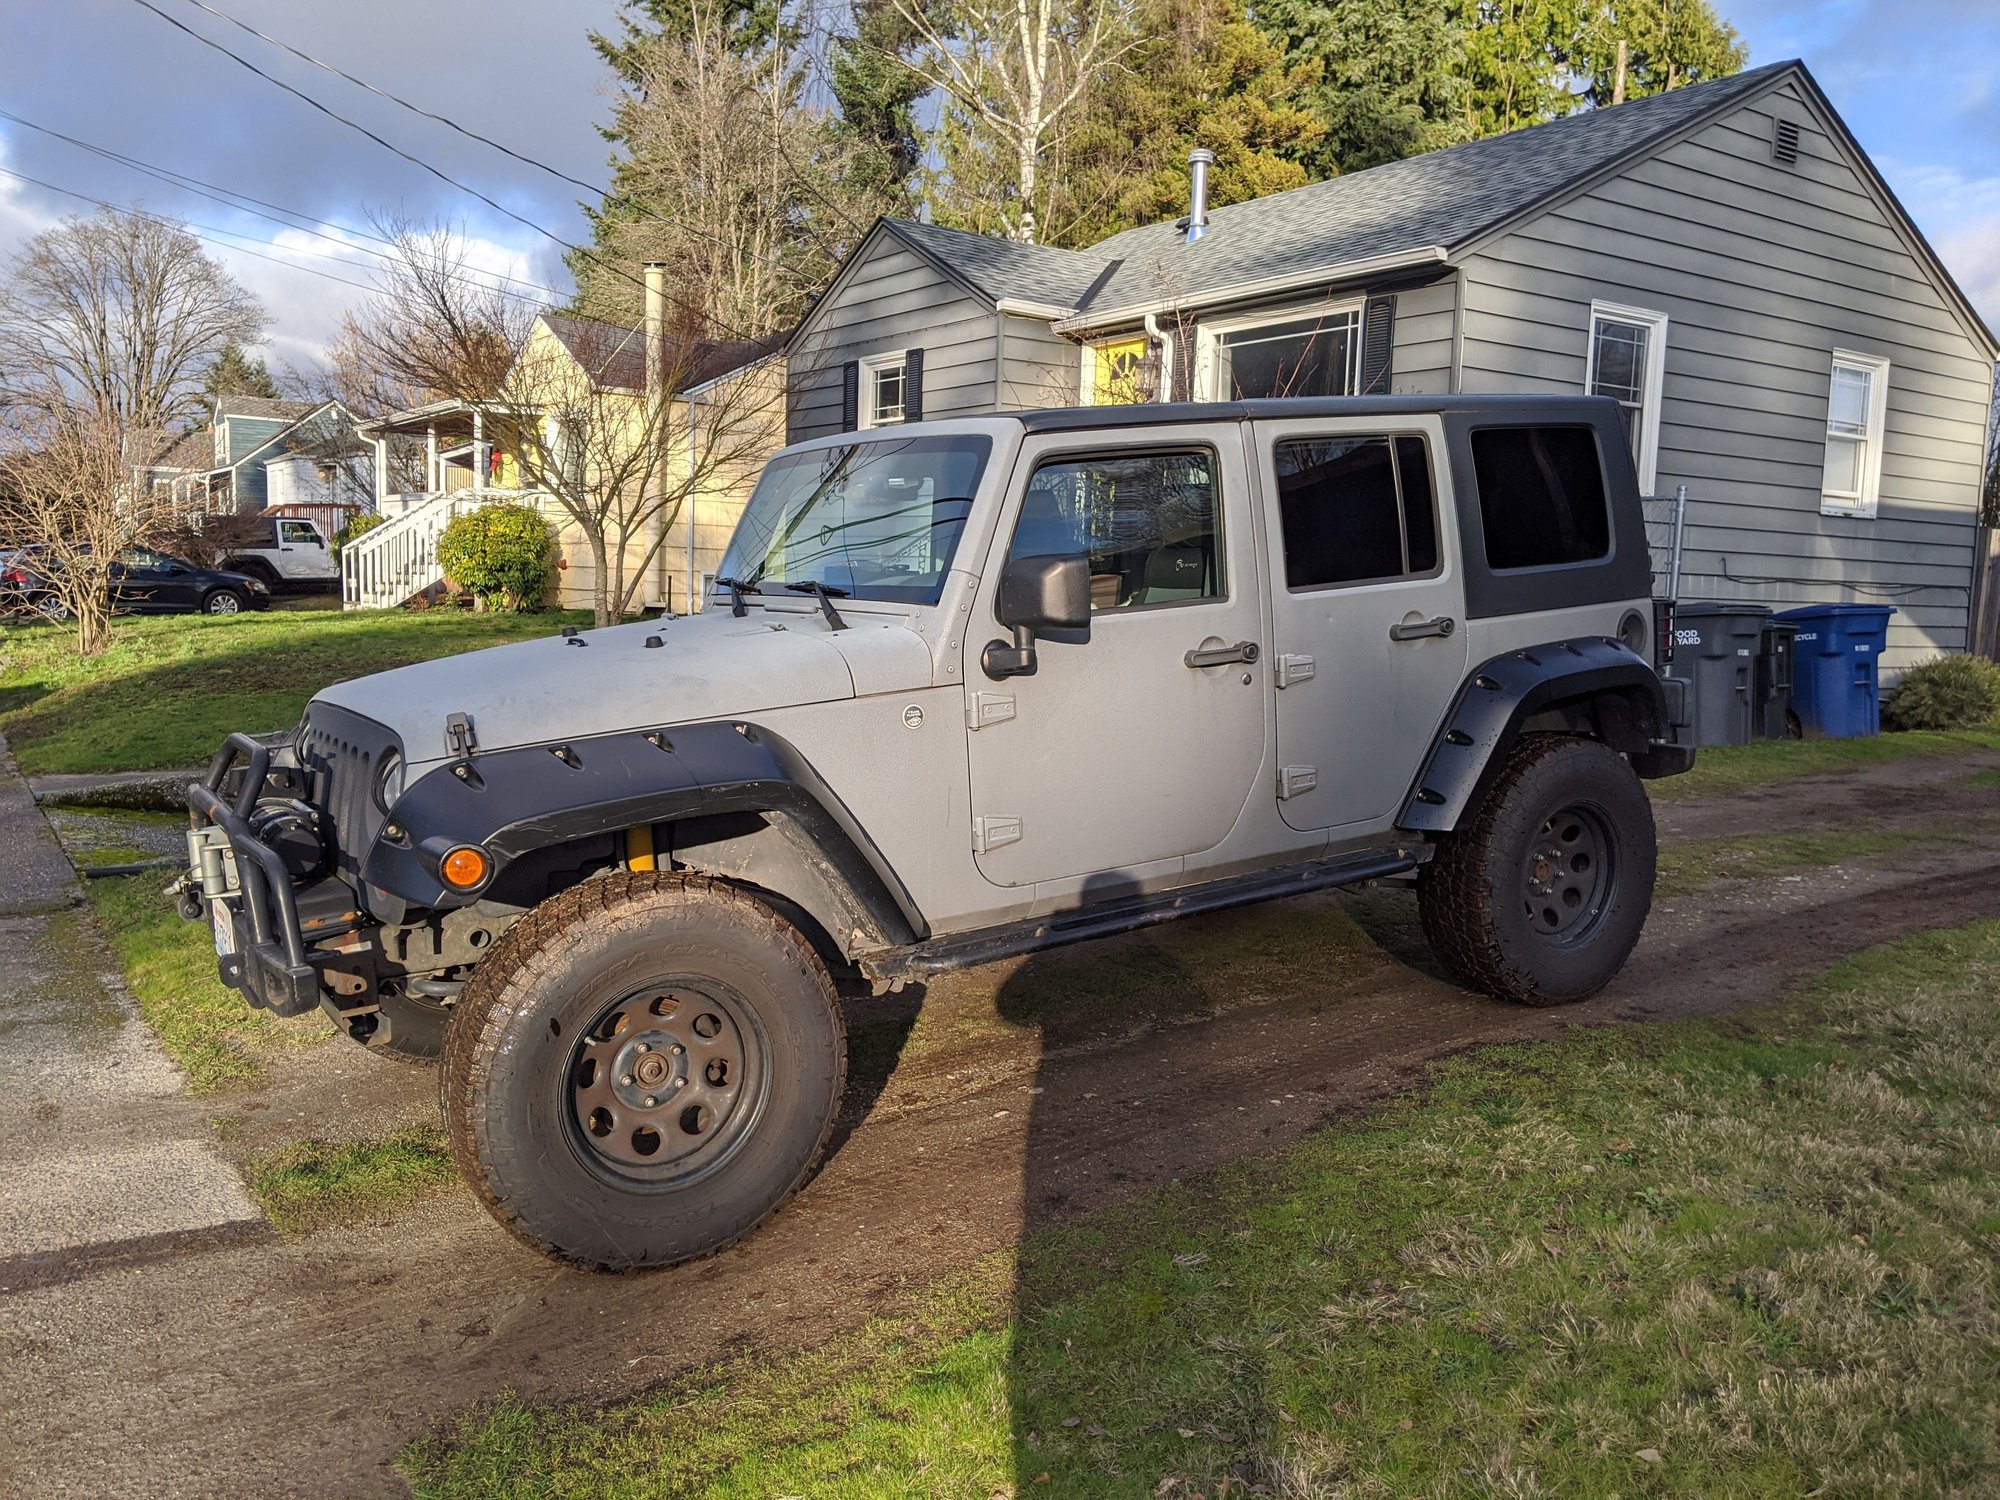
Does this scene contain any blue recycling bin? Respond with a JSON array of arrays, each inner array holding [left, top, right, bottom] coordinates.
[[1773, 604, 1896, 738]]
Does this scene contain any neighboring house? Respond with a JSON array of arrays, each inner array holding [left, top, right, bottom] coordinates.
[[789, 59, 2000, 670], [349, 306, 785, 613], [141, 395, 372, 519]]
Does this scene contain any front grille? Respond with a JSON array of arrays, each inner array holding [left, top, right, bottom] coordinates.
[[296, 702, 401, 891]]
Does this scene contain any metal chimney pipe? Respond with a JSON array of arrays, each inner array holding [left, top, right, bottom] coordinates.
[[1187, 148, 1215, 242]]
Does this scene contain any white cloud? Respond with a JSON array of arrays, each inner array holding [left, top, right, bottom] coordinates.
[[1880, 158, 2000, 329]]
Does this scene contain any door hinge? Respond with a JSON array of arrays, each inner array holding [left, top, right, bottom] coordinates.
[[965, 692, 1016, 730], [972, 815, 1022, 854], [1275, 653, 1315, 689], [1277, 765, 1318, 800]]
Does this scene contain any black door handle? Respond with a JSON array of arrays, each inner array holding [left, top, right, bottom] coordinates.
[[1389, 616, 1455, 642], [1185, 640, 1260, 668]]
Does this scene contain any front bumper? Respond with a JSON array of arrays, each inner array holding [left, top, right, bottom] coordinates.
[[182, 732, 328, 1016]]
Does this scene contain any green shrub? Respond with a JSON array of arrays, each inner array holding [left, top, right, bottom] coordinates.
[[330, 510, 384, 562], [436, 503, 556, 612], [1882, 653, 2000, 732]]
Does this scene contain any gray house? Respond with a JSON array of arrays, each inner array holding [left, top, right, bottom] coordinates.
[[787, 60, 1999, 670]]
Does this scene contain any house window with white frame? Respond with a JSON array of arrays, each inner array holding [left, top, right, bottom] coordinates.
[[859, 352, 907, 428], [1585, 302, 1668, 493], [1820, 350, 1890, 517], [1202, 303, 1362, 401]]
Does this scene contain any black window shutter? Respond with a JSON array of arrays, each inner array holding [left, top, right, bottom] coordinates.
[[839, 360, 859, 430], [904, 348, 924, 422], [1360, 295, 1397, 394]]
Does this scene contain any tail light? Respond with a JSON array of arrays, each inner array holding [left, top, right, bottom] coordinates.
[[1652, 598, 1676, 668]]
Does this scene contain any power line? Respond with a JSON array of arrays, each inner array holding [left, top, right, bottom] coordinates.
[[0, 106, 565, 301], [172, 0, 606, 198], [121, 0, 673, 314], [0, 165, 397, 296]]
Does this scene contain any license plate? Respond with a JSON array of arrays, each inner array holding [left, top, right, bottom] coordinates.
[[211, 900, 237, 957]]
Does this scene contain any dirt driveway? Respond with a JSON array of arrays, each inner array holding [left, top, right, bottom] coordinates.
[[3, 748, 1998, 1498]]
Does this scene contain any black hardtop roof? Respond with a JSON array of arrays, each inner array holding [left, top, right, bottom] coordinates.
[[1011, 393, 1622, 434]]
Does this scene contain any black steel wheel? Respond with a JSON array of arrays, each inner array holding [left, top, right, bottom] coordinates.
[[1520, 803, 1618, 946], [566, 979, 768, 1184], [441, 873, 844, 1269], [1419, 736, 1656, 1006]]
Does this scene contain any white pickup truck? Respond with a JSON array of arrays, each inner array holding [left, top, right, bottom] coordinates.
[[216, 515, 339, 593]]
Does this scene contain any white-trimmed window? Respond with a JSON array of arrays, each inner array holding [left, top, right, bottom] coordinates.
[[1585, 301, 1668, 493], [859, 351, 907, 428], [1820, 349, 1890, 517], [1196, 300, 1363, 401]]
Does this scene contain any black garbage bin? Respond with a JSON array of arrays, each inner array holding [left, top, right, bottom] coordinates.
[[1755, 619, 1799, 740], [1662, 601, 1769, 747]]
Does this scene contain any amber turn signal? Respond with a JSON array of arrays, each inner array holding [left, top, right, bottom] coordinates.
[[440, 845, 490, 890]]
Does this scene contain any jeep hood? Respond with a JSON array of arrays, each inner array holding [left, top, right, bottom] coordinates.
[[310, 610, 885, 767]]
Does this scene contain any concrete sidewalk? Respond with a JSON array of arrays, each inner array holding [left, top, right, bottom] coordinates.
[[0, 733, 264, 1291]]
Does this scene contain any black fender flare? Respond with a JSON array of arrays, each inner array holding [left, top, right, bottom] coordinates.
[[1397, 637, 1673, 835], [361, 720, 927, 948]]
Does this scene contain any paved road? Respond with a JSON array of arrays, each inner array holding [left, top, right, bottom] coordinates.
[[0, 735, 265, 1358]]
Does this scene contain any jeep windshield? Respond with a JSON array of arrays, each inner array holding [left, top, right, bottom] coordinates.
[[717, 433, 992, 606]]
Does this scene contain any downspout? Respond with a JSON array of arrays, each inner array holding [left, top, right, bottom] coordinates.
[[1144, 311, 1176, 404]]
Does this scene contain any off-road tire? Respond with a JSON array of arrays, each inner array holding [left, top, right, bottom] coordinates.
[[228, 558, 279, 588], [201, 587, 246, 615], [440, 872, 846, 1269], [1418, 735, 1655, 1007]]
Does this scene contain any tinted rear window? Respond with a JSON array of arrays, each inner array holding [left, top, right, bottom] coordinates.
[[1470, 426, 1610, 571]]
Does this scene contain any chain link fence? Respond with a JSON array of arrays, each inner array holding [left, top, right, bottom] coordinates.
[[1640, 486, 1688, 600]]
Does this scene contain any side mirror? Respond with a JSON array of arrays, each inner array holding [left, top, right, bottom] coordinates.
[[983, 554, 1091, 680]]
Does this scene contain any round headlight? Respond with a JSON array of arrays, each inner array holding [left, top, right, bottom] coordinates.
[[375, 750, 404, 810]]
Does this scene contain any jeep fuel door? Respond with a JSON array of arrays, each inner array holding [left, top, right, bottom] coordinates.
[[961, 427, 1266, 888], [1256, 417, 1468, 834]]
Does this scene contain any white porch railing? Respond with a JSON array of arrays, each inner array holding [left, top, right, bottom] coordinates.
[[341, 488, 544, 609]]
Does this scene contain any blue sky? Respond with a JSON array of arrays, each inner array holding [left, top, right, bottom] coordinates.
[[0, 0, 1993, 371]]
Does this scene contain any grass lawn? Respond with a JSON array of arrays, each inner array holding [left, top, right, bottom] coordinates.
[[0, 604, 590, 776], [251, 1128, 457, 1234], [84, 872, 321, 1092], [405, 919, 2000, 1498]]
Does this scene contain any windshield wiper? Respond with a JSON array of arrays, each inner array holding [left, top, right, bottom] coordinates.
[[783, 580, 848, 632], [712, 575, 761, 618]]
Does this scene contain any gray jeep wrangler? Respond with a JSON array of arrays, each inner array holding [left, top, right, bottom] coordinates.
[[179, 394, 1691, 1268]]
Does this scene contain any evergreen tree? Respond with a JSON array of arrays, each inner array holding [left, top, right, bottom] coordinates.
[[1050, 0, 1323, 246], [197, 340, 281, 405], [1571, 0, 1748, 107], [829, 0, 930, 208], [1255, 0, 1468, 178]]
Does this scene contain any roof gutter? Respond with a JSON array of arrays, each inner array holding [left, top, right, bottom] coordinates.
[[994, 296, 1073, 319], [1053, 245, 1451, 335]]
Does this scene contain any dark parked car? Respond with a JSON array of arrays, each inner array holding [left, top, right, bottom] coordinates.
[[110, 548, 270, 615], [1, 547, 68, 623]]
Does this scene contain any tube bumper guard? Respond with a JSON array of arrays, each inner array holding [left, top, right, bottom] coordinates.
[[182, 732, 322, 1016]]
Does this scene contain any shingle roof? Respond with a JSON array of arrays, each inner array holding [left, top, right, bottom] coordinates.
[[882, 219, 1116, 309], [862, 63, 1798, 329], [1069, 62, 1792, 322], [214, 394, 314, 421], [150, 429, 215, 473], [541, 312, 649, 391]]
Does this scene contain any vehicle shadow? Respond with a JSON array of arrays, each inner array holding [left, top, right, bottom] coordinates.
[[992, 872, 1281, 1497]]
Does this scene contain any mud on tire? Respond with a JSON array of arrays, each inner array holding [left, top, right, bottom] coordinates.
[[440, 872, 845, 1269], [1418, 735, 1656, 1007]]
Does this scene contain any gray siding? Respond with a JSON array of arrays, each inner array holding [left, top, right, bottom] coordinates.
[[788, 243, 1002, 443], [1455, 76, 1994, 669], [996, 313, 1079, 409], [1390, 276, 1456, 395]]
